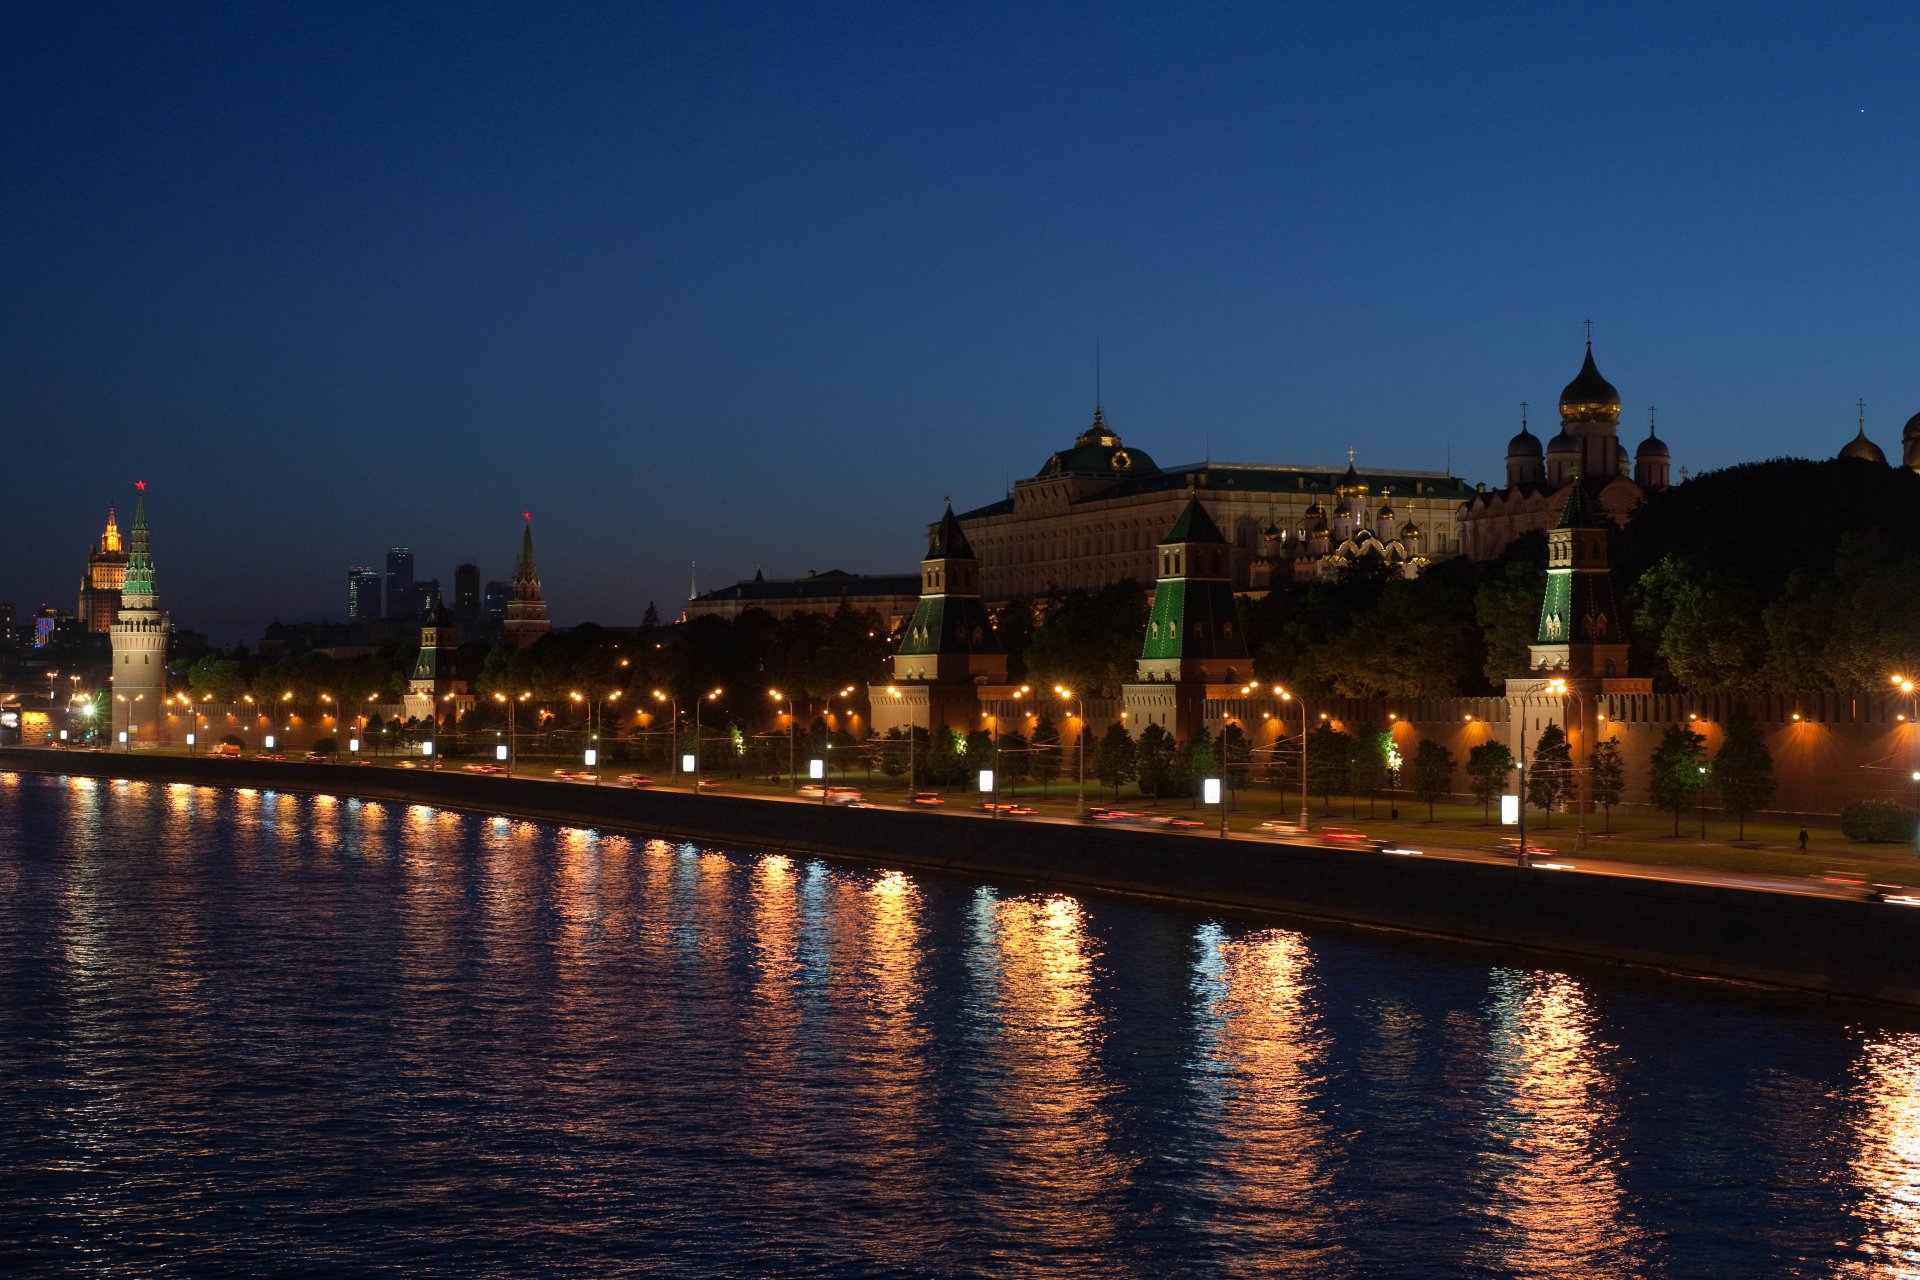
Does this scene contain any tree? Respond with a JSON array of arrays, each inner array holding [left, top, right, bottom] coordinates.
[[997, 730, 1032, 787], [1466, 740, 1515, 824], [1094, 723, 1137, 799], [1408, 738, 1455, 820], [1349, 727, 1394, 817], [1714, 704, 1777, 839], [1473, 556, 1548, 686], [1030, 714, 1063, 795], [1648, 724, 1709, 836], [1175, 737, 1217, 805], [1526, 722, 1571, 826], [1024, 581, 1151, 697], [1135, 723, 1174, 802], [1590, 737, 1626, 832], [878, 727, 907, 780], [925, 727, 966, 788], [1217, 724, 1252, 793], [1306, 724, 1353, 814], [189, 655, 246, 703]]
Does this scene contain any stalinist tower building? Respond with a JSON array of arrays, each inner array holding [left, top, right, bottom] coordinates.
[[502, 514, 551, 650], [110, 483, 170, 746], [78, 506, 129, 632]]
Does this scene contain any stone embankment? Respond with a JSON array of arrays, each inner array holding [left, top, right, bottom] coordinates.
[[7, 748, 1919, 1008]]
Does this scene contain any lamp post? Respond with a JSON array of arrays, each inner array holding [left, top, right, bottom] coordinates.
[[770, 688, 796, 789], [1546, 677, 1589, 852], [651, 690, 679, 780], [693, 687, 722, 793], [1055, 685, 1087, 816], [1278, 687, 1310, 831]]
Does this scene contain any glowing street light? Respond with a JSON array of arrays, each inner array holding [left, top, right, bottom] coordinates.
[[1277, 687, 1310, 832], [1055, 685, 1088, 816], [769, 688, 796, 790]]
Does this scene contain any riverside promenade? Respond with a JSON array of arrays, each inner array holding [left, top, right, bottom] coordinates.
[[7, 746, 1920, 1008]]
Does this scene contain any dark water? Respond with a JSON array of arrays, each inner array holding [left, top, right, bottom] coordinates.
[[0, 773, 1916, 1277]]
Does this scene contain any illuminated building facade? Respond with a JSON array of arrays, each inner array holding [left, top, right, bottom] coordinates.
[[77, 506, 128, 633], [951, 407, 1474, 600]]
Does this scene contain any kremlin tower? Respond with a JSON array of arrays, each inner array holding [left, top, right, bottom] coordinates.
[[502, 513, 551, 651], [110, 483, 170, 746]]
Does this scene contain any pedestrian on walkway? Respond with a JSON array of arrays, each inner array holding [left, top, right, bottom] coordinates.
[[1798, 827, 1808, 853]]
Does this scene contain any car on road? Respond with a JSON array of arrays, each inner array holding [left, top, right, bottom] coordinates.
[[304, 751, 330, 763], [979, 802, 1037, 816], [696, 778, 721, 790], [463, 763, 503, 774], [1151, 814, 1206, 828], [1319, 826, 1391, 851], [621, 774, 653, 787], [908, 792, 943, 806], [798, 784, 826, 798], [254, 752, 284, 761], [552, 769, 593, 781], [1256, 819, 1310, 838], [827, 787, 863, 805], [1085, 806, 1146, 824]]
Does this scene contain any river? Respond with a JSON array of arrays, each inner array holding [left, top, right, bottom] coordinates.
[[0, 771, 1915, 1277]]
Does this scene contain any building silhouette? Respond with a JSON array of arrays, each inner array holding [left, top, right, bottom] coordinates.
[[384, 547, 414, 620], [346, 566, 380, 623], [453, 563, 480, 629]]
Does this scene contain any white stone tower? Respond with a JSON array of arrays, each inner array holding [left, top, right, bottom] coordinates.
[[110, 482, 170, 746]]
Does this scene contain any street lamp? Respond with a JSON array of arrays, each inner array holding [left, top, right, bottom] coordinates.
[[651, 690, 679, 779], [1277, 687, 1311, 831], [692, 687, 723, 792], [1054, 685, 1087, 816], [769, 688, 796, 789]]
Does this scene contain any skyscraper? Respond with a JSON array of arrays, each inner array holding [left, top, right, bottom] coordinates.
[[346, 566, 381, 623], [482, 581, 509, 635], [454, 563, 480, 629], [385, 547, 414, 620], [110, 482, 169, 746], [411, 578, 443, 617], [78, 506, 129, 633]]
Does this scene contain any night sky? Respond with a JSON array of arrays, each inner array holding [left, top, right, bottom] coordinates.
[[5, 2, 1916, 643]]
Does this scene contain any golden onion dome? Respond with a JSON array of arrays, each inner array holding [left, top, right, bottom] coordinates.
[[1559, 343, 1621, 423]]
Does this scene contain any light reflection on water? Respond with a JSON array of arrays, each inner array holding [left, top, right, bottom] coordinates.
[[0, 770, 1917, 1277]]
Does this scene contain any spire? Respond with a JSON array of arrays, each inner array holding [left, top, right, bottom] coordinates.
[[1160, 494, 1226, 545], [515, 521, 538, 585], [1555, 478, 1605, 530], [123, 483, 156, 603], [100, 506, 122, 554], [927, 503, 976, 559]]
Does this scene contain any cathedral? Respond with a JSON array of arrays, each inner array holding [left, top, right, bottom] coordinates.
[[1834, 401, 1920, 472], [1457, 341, 1672, 561], [78, 506, 129, 632]]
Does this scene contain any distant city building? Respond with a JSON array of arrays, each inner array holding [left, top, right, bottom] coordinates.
[[385, 547, 414, 620], [77, 506, 128, 632], [346, 566, 381, 622], [682, 569, 921, 630], [0, 602, 14, 647], [453, 563, 481, 629], [482, 580, 510, 632], [1458, 342, 1674, 561], [110, 484, 169, 746], [950, 406, 1474, 601], [411, 578, 442, 617], [501, 518, 551, 650]]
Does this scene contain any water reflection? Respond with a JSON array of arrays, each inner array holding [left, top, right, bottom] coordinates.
[[4, 774, 1920, 1277], [1846, 1032, 1920, 1275], [1187, 924, 1343, 1275], [1475, 969, 1646, 1278]]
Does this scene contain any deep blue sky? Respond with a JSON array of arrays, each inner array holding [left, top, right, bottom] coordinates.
[[5, 2, 1916, 643]]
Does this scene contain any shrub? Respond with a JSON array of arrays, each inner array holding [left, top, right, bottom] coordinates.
[[1839, 801, 1918, 844]]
